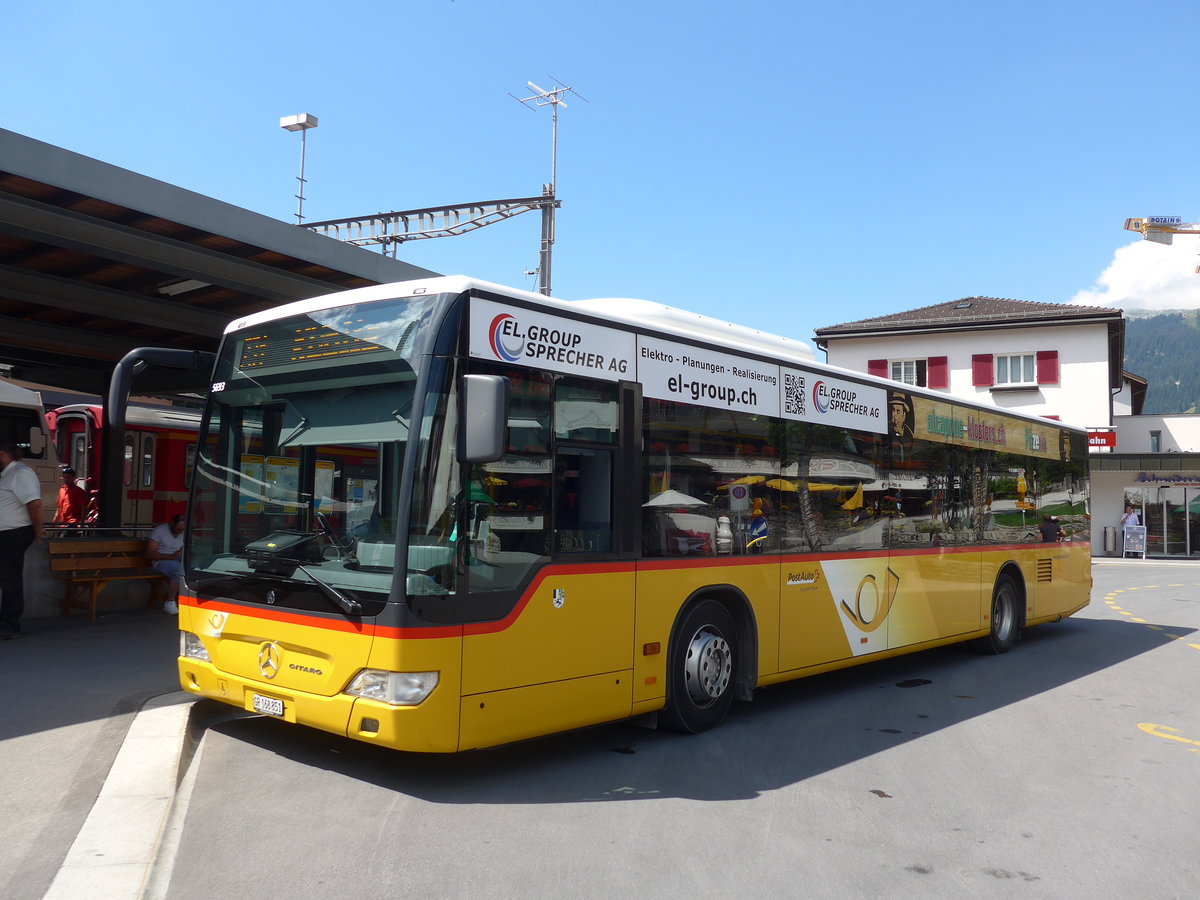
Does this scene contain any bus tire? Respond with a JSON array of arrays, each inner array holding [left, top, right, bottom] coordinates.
[[661, 598, 738, 734], [972, 573, 1020, 655]]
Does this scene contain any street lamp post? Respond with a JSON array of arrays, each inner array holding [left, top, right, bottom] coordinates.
[[280, 113, 318, 224]]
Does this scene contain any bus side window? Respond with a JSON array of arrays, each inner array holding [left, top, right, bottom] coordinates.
[[554, 448, 613, 554]]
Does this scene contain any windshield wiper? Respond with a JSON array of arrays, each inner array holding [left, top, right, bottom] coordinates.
[[294, 563, 363, 617], [279, 416, 310, 446]]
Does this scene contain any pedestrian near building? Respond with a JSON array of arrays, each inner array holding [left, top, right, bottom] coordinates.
[[1119, 504, 1139, 534], [52, 466, 87, 525], [148, 514, 185, 615], [0, 442, 45, 639]]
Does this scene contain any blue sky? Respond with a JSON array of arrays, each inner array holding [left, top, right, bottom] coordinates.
[[4, 0, 1199, 333]]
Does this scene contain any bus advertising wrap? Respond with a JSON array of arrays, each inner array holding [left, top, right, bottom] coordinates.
[[779, 366, 886, 434], [637, 336, 779, 417], [470, 298, 636, 380], [902, 392, 1062, 461]]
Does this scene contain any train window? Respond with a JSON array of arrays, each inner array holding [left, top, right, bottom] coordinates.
[[72, 435, 86, 474], [123, 435, 135, 486], [141, 434, 154, 488]]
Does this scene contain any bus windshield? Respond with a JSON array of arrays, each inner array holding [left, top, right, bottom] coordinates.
[[186, 293, 453, 610]]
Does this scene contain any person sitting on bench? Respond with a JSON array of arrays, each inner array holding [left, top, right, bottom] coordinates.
[[148, 513, 185, 614]]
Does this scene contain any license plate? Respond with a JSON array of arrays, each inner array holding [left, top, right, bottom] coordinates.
[[251, 693, 285, 717]]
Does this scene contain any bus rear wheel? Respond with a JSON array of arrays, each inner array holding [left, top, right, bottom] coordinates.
[[972, 574, 1019, 655], [661, 599, 738, 734]]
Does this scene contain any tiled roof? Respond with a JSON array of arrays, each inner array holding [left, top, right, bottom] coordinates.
[[814, 296, 1122, 337]]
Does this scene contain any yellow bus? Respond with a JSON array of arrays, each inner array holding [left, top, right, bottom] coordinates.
[[176, 276, 1091, 751]]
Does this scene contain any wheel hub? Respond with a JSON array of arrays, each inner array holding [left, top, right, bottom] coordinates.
[[683, 628, 732, 707]]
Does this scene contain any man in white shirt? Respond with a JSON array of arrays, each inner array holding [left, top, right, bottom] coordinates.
[[0, 442, 44, 639], [148, 514, 185, 615]]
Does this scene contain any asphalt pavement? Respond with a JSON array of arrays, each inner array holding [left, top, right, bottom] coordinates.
[[0, 556, 1195, 899], [0, 608, 191, 900]]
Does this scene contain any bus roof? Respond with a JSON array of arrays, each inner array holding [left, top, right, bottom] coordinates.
[[226, 275, 817, 363], [221, 276, 1083, 435]]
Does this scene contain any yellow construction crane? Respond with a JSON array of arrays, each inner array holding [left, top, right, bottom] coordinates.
[[1123, 216, 1200, 245]]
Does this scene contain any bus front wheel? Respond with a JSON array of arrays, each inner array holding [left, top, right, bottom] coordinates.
[[661, 599, 738, 734], [972, 574, 1020, 655]]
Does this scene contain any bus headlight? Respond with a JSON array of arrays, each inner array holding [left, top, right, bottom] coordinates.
[[180, 631, 210, 661], [345, 670, 438, 706]]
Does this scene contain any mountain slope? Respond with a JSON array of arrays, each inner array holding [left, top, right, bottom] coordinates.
[[1123, 310, 1200, 414]]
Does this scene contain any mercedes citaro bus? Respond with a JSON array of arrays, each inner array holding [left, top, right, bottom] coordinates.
[[175, 276, 1091, 752]]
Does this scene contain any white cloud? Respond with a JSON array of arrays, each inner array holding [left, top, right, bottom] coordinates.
[[1071, 238, 1200, 310]]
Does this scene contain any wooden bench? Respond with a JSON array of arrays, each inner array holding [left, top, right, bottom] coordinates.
[[47, 538, 168, 621]]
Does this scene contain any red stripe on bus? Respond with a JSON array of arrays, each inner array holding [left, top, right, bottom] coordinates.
[[181, 543, 1060, 639], [458, 561, 636, 637], [179, 561, 637, 640]]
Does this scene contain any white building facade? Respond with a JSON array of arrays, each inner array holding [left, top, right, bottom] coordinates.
[[814, 298, 1122, 429]]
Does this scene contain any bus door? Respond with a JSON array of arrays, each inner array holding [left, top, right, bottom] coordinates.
[[459, 377, 638, 747]]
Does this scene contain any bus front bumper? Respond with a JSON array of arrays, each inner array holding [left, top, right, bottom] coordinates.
[[177, 657, 462, 753]]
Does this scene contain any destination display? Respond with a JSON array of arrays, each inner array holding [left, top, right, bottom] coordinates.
[[237, 323, 390, 371], [236, 301, 436, 371]]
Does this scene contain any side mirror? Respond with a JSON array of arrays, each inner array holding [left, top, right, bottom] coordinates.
[[458, 375, 510, 463], [27, 426, 46, 456]]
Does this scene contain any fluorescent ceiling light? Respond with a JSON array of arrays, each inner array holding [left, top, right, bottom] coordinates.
[[158, 279, 211, 297]]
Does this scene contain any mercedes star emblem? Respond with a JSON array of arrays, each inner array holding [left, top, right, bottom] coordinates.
[[258, 642, 281, 679]]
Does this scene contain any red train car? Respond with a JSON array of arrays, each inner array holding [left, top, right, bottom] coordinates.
[[46, 403, 201, 530]]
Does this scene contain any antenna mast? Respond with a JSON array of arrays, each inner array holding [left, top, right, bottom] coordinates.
[[510, 79, 586, 296]]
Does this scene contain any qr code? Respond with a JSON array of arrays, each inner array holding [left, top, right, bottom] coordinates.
[[784, 373, 806, 415]]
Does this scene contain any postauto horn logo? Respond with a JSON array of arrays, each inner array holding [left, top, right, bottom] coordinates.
[[488, 314, 524, 363]]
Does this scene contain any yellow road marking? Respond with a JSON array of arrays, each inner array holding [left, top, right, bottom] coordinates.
[[1104, 583, 1198, 646], [1139, 723, 1200, 749]]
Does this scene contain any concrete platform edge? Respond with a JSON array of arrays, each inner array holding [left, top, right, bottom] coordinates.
[[42, 692, 197, 900]]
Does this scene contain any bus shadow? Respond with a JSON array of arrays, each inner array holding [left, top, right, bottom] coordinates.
[[209, 614, 1190, 804]]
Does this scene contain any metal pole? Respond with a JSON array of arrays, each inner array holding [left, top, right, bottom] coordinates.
[[296, 128, 309, 224], [538, 100, 558, 297], [539, 183, 553, 297]]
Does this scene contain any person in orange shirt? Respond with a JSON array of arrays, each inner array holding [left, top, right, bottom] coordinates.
[[53, 466, 87, 526]]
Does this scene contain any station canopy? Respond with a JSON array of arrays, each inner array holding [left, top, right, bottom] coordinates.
[[0, 128, 437, 398]]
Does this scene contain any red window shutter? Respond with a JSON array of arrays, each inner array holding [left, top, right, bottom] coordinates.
[[972, 354, 994, 386], [867, 359, 888, 378], [1036, 350, 1059, 384], [927, 356, 948, 388]]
